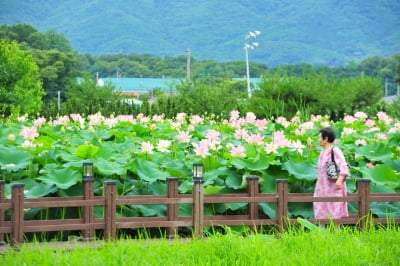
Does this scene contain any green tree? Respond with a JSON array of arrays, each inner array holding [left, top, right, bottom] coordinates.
[[62, 75, 121, 116], [173, 78, 245, 117], [248, 72, 382, 120], [29, 49, 79, 100], [0, 40, 45, 117]]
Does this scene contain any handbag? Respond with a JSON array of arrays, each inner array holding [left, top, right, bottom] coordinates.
[[326, 147, 339, 181]]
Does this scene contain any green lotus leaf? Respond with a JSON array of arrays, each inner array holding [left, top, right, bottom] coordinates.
[[282, 161, 317, 181], [178, 180, 193, 194], [359, 164, 400, 188], [381, 159, 400, 173], [178, 202, 192, 216], [259, 173, 278, 193], [354, 143, 392, 162], [370, 202, 400, 218], [259, 202, 276, 218], [215, 202, 247, 212], [75, 144, 100, 159], [203, 167, 233, 187], [204, 185, 224, 194], [129, 158, 169, 183], [57, 150, 82, 163], [148, 181, 167, 195], [164, 160, 187, 179], [289, 202, 314, 218], [35, 135, 57, 147], [37, 165, 81, 190], [25, 182, 57, 198], [231, 153, 270, 171], [7, 178, 56, 198], [94, 157, 127, 176], [131, 204, 166, 217], [0, 145, 31, 171], [225, 172, 244, 189]]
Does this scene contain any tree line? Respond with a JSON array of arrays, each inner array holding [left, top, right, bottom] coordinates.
[[1, 23, 399, 120]]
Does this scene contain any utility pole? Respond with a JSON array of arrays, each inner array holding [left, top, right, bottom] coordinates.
[[385, 78, 388, 96], [186, 48, 191, 80], [57, 91, 61, 112]]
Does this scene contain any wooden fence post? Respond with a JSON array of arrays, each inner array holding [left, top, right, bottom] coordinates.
[[11, 183, 24, 246], [192, 179, 204, 238], [357, 178, 371, 230], [167, 177, 179, 238], [82, 177, 95, 240], [247, 176, 259, 232], [104, 181, 117, 240], [276, 179, 288, 232], [0, 180, 5, 245]]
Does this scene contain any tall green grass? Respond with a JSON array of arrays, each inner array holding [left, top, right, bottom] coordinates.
[[1, 226, 399, 265]]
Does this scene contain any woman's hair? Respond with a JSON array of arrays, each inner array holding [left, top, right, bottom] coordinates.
[[319, 127, 336, 143]]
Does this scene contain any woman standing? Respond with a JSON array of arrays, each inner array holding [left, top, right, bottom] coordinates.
[[313, 127, 350, 220]]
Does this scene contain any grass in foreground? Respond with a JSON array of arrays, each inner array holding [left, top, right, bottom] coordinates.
[[1, 225, 399, 266]]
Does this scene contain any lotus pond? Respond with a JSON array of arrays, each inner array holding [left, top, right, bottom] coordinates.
[[0, 111, 399, 224]]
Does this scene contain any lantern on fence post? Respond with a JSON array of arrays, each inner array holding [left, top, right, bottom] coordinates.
[[83, 162, 94, 179], [193, 163, 204, 181]]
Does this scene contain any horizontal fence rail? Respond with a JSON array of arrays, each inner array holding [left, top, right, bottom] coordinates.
[[0, 177, 399, 247]]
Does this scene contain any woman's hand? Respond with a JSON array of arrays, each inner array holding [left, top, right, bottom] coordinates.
[[335, 176, 345, 190]]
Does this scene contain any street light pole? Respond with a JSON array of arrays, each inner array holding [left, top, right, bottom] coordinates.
[[244, 30, 261, 98], [245, 46, 251, 98]]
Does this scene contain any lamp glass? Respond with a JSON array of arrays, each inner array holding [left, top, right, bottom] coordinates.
[[83, 162, 93, 177], [193, 163, 204, 179]]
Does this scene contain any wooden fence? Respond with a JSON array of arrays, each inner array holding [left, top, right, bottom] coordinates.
[[0, 177, 400, 247]]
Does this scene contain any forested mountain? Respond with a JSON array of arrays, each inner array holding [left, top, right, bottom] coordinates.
[[0, 0, 399, 66]]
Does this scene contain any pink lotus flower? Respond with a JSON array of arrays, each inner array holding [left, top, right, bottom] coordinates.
[[206, 130, 220, 143], [341, 127, 356, 136], [264, 142, 278, 154], [234, 128, 249, 140], [246, 112, 257, 123], [176, 112, 187, 123], [8, 134, 15, 141], [21, 140, 35, 148], [157, 140, 172, 153], [229, 110, 240, 121], [193, 140, 210, 158], [104, 118, 118, 128], [320, 122, 331, 128], [176, 131, 192, 143], [343, 115, 357, 124], [377, 111, 393, 125], [70, 113, 85, 123], [152, 114, 164, 122], [19, 126, 39, 140], [272, 130, 289, 148], [375, 133, 387, 140], [354, 111, 368, 120], [288, 140, 306, 155], [310, 115, 324, 122], [230, 118, 246, 129], [88, 113, 104, 126], [245, 133, 264, 145], [229, 144, 246, 158], [190, 115, 203, 125], [33, 117, 46, 127], [141, 141, 154, 154], [365, 119, 375, 127], [276, 116, 290, 127], [355, 139, 367, 146], [52, 115, 71, 126], [116, 115, 136, 124], [254, 119, 268, 130]]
